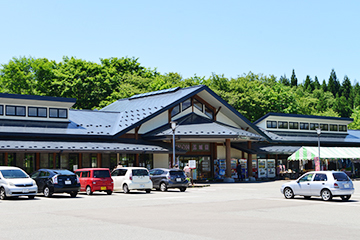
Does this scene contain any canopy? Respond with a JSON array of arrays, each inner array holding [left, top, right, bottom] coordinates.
[[288, 146, 360, 161]]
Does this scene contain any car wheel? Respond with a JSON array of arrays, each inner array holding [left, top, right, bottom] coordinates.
[[43, 186, 53, 197], [304, 196, 311, 199], [321, 189, 332, 201], [160, 182, 167, 192], [70, 191, 78, 198], [0, 188, 7, 200], [106, 190, 113, 195], [180, 187, 186, 192], [86, 186, 93, 195], [283, 187, 294, 199], [28, 195, 35, 199], [123, 184, 130, 194], [340, 195, 351, 201], [145, 189, 151, 193]]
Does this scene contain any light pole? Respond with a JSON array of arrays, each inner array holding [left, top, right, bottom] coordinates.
[[170, 121, 177, 168], [316, 127, 321, 170]]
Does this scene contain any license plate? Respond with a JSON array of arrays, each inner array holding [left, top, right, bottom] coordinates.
[[65, 180, 71, 185], [176, 178, 182, 182], [22, 189, 29, 193], [344, 184, 350, 188], [101, 187, 107, 190], [140, 184, 145, 188]]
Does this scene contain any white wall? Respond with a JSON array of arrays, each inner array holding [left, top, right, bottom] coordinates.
[[216, 145, 247, 159], [139, 111, 168, 134], [153, 153, 169, 168], [216, 111, 241, 128]]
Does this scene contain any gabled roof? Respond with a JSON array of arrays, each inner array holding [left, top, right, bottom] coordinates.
[[101, 85, 270, 140], [143, 113, 264, 141], [0, 92, 76, 103]]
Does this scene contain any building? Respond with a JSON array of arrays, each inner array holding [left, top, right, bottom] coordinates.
[[1, 86, 359, 179]]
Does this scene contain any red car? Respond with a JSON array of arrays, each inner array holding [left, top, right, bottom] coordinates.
[[74, 168, 113, 195]]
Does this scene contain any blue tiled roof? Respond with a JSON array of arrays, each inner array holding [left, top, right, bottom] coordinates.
[[254, 112, 353, 124], [0, 92, 76, 103], [143, 113, 264, 140], [0, 140, 184, 153]]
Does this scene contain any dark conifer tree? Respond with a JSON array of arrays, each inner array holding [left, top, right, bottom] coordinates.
[[290, 69, 297, 87]]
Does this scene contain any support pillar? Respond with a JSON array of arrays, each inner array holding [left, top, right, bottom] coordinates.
[[97, 153, 102, 167], [53, 153, 56, 169], [79, 153, 82, 169], [247, 141, 252, 179], [223, 139, 234, 182], [135, 154, 139, 167], [4, 152, 8, 165], [36, 153, 40, 170]]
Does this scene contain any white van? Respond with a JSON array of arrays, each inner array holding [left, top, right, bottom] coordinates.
[[0, 166, 38, 199], [111, 167, 152, 193]]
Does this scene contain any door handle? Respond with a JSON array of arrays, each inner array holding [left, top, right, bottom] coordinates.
[[307, 183, 310, 185], [322, 183, 325, 185]]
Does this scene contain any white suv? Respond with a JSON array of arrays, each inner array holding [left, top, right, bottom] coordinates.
[[111, 167, 152, 193], [0, 166, 38, 200]]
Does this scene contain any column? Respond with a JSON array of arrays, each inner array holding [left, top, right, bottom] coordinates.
[[247, 141, 252, 178], [225, 139, 231, 178], [97, 153, 102, 167]]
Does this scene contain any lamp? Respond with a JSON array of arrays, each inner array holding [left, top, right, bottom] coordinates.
[[316, 127, 321, 170]]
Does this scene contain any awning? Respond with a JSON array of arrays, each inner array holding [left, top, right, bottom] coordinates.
[[288, 146, 360, 161]]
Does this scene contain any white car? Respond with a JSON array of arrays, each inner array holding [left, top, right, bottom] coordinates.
[[281, 171, 355, 201], [0, 166, 38, 200], [111, 167, 152, 193]]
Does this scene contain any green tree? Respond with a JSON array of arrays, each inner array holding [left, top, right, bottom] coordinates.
[[290, 69, 297, 87], [303, 75, 313, 92], [328, 69, 340, 97], [279, 74, 290, 86]]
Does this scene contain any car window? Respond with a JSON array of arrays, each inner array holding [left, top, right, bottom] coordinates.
[[132, 169, 149, 176], [155, 170, 164, 175], [118, 169, 127, 176], [53, 170, 74, 175], [314, 173, 327, 181], [31, 171, 40, 179], [82, 171, 90, 177], [111, 170, 118, 177], [75, 172, 81, 177], [149, 170, 156, 176], [39, 171, 47, 177], [333, 172, 349, 181], [0, 169, 28, 179], [93, 170, 110, 178], [170, 171, 186, 177], [299, 173, 314, 182]]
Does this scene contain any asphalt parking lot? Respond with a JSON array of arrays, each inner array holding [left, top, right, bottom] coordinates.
[[1, 180, 360, 240]]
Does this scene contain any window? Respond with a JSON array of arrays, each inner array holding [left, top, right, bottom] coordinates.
[[171, 104, 180, 117], [333, 172, 349, 181], [93, 170, 110, 178], [28, 107, 47, 118], [205, 106, 213, 119], [194, 98, 203, 111], [75, 172, 81, 177], [6, 105, 26, 116], [320, 124, 328, 131], [0, 105, 3, 115], [330, 124, 338, 131], [310, 123, 319, 130], [111, 170, 119, 177], [339, 125, 347, 132], [314, 173, 327, 181], [82, 171, 90, 177], [182, 99, 191, 111], [267, 121, 277, 129], [49, 108, 67, 118], [132, 169, 149, 176], [289, 122, 298, 129], [299, 173, 314, 182], [118, 169, 127, 176], [278, 121, 288, 129], [300, 122, 309, 130]]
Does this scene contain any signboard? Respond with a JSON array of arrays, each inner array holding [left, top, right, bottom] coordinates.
[[175, 142, 210, 152], [314, 157, 320, 171], [189, 160, 196, 169]]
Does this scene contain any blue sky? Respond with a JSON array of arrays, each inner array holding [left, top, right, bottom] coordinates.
[[1, 0, 359, 84]]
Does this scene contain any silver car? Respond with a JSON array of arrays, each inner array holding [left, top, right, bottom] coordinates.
[[280, 171, 355, 201], [0, 166, 38, 200]]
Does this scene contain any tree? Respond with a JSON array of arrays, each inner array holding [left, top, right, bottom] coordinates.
[[290, 69, 297, 87], [279, 74, 290, 86], [328, 69, 340, 97], [303, 75, 313, 92], [312, 76, 320, 90], [321, 79, 327, 92]]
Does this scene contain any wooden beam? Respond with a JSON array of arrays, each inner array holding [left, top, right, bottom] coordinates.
[[225, 139, 231, 178], [36, 153, 40, 170], [53, 153, 56, 169], [4, 152, 8, 166]]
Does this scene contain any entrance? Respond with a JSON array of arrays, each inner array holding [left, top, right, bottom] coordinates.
[[178, 156, 211, 180]]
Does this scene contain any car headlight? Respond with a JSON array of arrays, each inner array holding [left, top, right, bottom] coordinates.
[[8, 182, 15, 187], [32, 180, 36, 186]]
